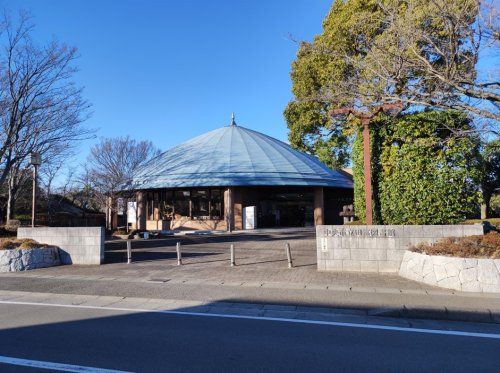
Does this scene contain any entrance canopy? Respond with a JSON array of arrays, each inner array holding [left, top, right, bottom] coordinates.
[[124, 123, 353, 190]]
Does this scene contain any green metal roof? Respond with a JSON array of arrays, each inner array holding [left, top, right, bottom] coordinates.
[[124, 123, 353, 190]]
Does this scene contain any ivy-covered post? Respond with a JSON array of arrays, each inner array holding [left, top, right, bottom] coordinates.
[[352, 110, 481, 225], [332, 104, 401, 225], [360, 115, 373, 225]]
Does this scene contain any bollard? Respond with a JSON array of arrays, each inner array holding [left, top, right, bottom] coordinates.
[[285, 243, 293, 268], [176, 242, 182, 266], [127, 240, 132, 264], [230, 244, 235, 267]]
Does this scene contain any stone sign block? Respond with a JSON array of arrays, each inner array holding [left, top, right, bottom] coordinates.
[[317, 224, 484, 273]]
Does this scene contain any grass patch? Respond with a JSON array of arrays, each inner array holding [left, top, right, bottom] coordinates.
[[0, 238, 54, 250], [113, 229, 129, 236], [410, 232, 500, 259]]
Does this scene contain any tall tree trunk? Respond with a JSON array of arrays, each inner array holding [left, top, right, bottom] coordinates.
[[481, 193, 491, 220], [481, 204, 487, 220], [46, 182, 52, 225], [6, 176, 16, 223]]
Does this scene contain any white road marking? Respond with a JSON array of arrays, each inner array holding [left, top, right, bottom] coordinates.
[[0, 355, 132, 372], [1, 299, 500, 340]]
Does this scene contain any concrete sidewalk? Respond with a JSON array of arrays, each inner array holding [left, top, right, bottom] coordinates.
[[1, 272, 499, 324]]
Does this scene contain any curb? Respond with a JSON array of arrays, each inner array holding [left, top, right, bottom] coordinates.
[[1, 275, 499, 325], [0, 289, 499, 326], [368, 306, 499, 324]]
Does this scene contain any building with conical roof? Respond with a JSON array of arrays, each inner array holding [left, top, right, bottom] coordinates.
[[120, 116, 353, 231]]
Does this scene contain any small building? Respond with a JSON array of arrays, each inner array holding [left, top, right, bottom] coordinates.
[[118, 116, 353, 231]]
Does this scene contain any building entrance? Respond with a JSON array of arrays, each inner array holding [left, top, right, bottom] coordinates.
[[256, 191, 314, 228]]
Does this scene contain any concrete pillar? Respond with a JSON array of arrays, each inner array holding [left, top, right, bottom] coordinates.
[[314, 187, 324, 226], [105, 197, 112, 230], [153, 192, 159, 220], [136, 191, 146, 230], [233, 188, 243, 231], [224, 187, 234, 231], [111, 210, 118, 230]]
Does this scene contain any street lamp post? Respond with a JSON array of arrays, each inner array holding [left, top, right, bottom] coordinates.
[[29, 152, 42, 228], [331, 104, 402, 225]]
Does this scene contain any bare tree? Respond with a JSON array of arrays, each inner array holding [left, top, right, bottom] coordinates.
[[45, 166, 103, 218], [5, 158, 30, 222], [3, 125, 76, 222], [38, 149, 75, 224], [302, 0, 499, 133], [0, 10, 92, 191], [85, 136, 160, 228]]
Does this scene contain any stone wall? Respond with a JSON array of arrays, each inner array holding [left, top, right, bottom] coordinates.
[[399, 251, 500, 293], [0, 247, 60, 272], [18, 227, 104, 265], [317, 225, 484, 273]]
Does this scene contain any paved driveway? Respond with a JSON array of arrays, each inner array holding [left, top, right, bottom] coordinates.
[[2, 230, 500, 323], [105, 230, 318, 265], [25, 229, 430, 291]]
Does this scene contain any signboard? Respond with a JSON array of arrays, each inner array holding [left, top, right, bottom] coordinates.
[[117, 198, 125, 215], [321, 237, 328, 252], [322, 227, 396, 238], [127, 202, 137, 224], [243, 206, 256, 230], [317, 224, 483, 274]]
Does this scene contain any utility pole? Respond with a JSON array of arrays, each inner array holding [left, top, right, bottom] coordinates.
[[29, 152, 42, 228], [332, 104, 402, 225]]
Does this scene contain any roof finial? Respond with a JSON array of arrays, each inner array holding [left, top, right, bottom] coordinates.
[[230, 112, 236, 126]]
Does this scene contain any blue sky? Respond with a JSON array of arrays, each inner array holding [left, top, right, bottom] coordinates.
[[1, 0, 332, 164]]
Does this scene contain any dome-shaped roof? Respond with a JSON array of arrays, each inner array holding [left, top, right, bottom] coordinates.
[[125, 124, 353, 190]]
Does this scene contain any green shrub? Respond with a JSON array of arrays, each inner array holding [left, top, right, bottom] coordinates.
[[353, 111, 481, 224], [491, 194, 500, 216]]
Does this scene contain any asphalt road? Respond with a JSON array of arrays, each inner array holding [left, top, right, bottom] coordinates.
[[0, 303, 499, 372]]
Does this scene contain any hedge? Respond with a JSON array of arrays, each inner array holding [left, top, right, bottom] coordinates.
[[353, 111, 481, 224]]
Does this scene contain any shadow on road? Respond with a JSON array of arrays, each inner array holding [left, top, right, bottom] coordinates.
[[104, 232, 316, 251], [0, 298, 499, 373], [104, 250, 219, 264], [104, 231, 317, 266]]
